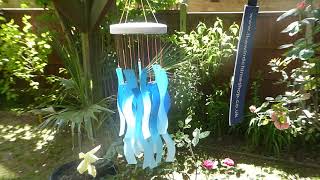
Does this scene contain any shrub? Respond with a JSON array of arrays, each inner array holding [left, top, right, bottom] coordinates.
[[249, 0, 320, 154], [170, 18, 239, 135], [0, 15, 52, 100]]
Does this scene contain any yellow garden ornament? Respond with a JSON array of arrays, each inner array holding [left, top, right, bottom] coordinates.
[[77, 145, 102, 177]]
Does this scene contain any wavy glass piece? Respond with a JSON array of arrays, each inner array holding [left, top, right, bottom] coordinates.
[[147, 82, 164, 165], [116, 68, 126, 136], [152, 65, 169, 134]]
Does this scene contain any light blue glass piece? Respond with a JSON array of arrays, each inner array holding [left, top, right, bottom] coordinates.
[[134, 85, 156, 169], [163, 90, 175, 162], [152, 65, 169, 134], [116, 68, 126, 137], [138, 61, 142, 78], [140, 69, 152, 139], [123, 70, 142, 156], [131, 88, 143, 156], [147, 82, 164, 165], [120, 69, 141, 165], [121, 86, 137, 164], [124, 69, 138, 90], [124, 69, 138, 110], [152, 65, 175, 163], [162, 133, 175, 162]]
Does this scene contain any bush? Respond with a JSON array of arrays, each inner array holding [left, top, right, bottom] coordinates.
[[0, 15, 52, 101], [248, 0, 320, 154], [170, 18, 239, 135]]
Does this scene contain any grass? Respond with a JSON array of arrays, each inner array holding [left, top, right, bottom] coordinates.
[[0, 111, 319, 179], [0, 111, 75, 179]]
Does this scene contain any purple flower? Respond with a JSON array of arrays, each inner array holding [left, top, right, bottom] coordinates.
[[202, 160, 218, 170], [222, 158, 235, 167]]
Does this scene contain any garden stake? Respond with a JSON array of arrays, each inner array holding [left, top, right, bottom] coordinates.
[[229, 0, 259, 125]]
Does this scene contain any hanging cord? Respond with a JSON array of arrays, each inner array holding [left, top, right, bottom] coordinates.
[[120, 0, 160, 23], [146, 35, 152, 81], [125, 0, 132, 23], [160, 37, 163, 65], [140, 0, 148, 22], [145, 0, 158, 23], [132, 35, 136, 71], [154, 37, 158, 64], [137, 35, 141, 61], [146, 35, 151, 66], [116, 36, 121, 67], [128, 35, 133, 69], [122, 49, 127, 69], [119, 0, 130, 23], [122, 36, 127, 69], [141, 36, 145, 67]]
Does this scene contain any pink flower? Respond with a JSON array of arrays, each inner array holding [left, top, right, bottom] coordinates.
[[270, 111, 278, 122], [202, 160, 218, 170], [297, 1, 307, 10], [249, 105, 257, 113], [274, 117, 290, 130], [270, 111, 290, 130], [222, 158, 235, 167]]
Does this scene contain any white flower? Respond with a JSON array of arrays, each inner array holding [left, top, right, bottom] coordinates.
[[77, 145, 101, 177]]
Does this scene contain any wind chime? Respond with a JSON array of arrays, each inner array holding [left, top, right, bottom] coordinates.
[[110, 0, 176, 169]]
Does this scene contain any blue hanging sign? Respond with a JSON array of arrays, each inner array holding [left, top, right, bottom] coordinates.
[[229, 1, 259, 125]]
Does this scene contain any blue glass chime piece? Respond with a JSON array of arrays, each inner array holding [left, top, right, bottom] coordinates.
[[116, 68, 137, 164], [116, 63, 176, 169]]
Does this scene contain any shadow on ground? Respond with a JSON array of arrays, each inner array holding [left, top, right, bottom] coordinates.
[[0, 111, 75, 179]]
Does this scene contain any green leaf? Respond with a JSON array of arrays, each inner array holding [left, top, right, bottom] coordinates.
[[199, 131, 210, 139], [265, 97, 275, 101], [277, 8, 298, 21], [192, 128, 200, 147], [281, 21, 300, 36], [299, 49, 314, 60], [258, 118, 270, 126], [254, 102, 269, 113], [185, 115, 192, 125], [302, 109, 313, 118], [0, 16, 6, 21], [278, 44, 293, 49]]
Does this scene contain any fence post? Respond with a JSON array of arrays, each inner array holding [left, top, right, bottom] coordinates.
[[180, 0, 187, 32]]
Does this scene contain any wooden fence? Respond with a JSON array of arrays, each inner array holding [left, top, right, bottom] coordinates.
[[1, 9, 297, 98]]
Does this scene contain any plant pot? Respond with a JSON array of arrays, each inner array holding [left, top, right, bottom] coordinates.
[[50, 160, 117, 180]]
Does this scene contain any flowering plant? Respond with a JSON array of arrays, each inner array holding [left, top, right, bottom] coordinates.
[[201, 158, 240, 179], [202, 160, 218, 170], [248, 0, 320, 154]]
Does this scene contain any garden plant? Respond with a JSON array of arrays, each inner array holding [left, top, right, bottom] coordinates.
[[0, 0, 319, 179]]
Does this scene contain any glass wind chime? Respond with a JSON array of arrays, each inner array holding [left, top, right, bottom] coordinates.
[[110, 0, 175, 169]]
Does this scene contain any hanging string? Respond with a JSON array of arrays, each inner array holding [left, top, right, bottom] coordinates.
[[132, 35, 136, 71], [122, 36, 127, 69], [125, 0, 132, 23], [122, 49, 127, 69], [151, 36, 154, 64], [140, 0, 148, 22], [119, 0, 130, 23], [160, 37, 163, 66], [128, 35, 133, 69], [155, 37, 158, 64], [146, 35, 152, 81], [115, 36, 121, 67], [145, 0, 158, 23], [146, 35, 151, 66], [137, 34, 141, 62], [141, 35, 145, 68]]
